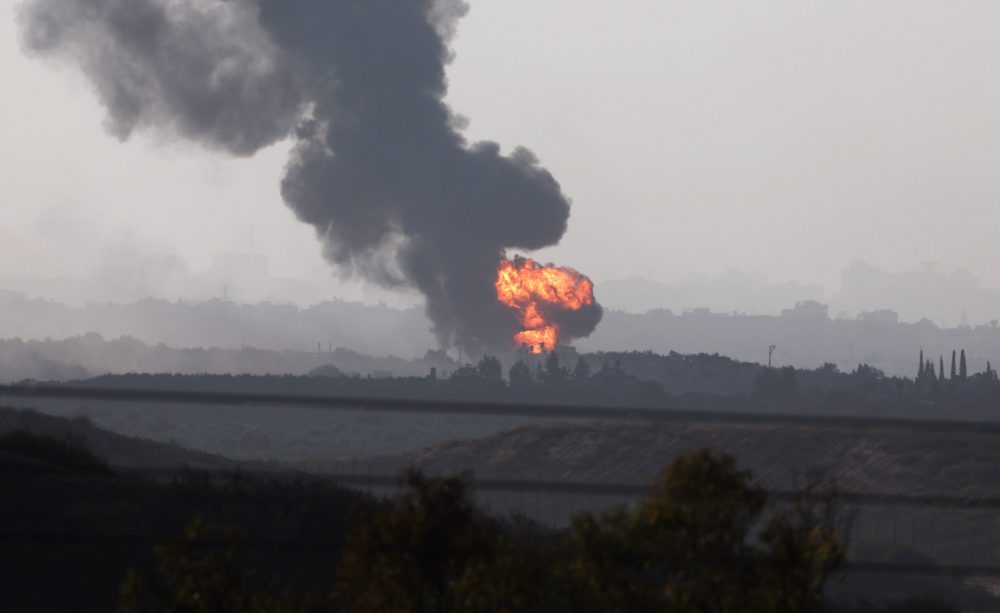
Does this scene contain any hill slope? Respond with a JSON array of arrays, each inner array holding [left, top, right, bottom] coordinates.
[[391, 420, 1000, 498], [0, 406, 235, 470]]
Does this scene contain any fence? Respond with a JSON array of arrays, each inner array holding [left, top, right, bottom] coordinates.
[[2, 383, 1000, 584]]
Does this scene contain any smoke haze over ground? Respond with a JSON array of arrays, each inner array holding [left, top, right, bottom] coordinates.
[[18, 0, 600, 352], [8, 1, 1000, 333]]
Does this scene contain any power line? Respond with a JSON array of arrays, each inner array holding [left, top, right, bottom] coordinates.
[[22, 466, 997, 511]]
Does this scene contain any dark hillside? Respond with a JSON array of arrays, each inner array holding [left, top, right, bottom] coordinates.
[[0, 406, 233, 470], [389, 420, 1000, 498], [0, 428, 366, 612]]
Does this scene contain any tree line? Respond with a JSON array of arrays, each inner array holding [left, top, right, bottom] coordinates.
[[121, 449, 843, 613]]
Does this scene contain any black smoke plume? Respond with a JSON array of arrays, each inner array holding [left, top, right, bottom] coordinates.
[[19, 0, 602, 352]]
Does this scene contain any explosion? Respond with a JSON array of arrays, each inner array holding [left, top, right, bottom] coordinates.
[[495, 256, 597, 353], [20, 0, 606, 352]]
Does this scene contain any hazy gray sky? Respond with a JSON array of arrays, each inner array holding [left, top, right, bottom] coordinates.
[[3, 0, 1000, 295]]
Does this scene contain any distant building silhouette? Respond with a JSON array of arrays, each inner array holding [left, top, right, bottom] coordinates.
[[780, 301, 829, 320], [857, 310, 899, 325]]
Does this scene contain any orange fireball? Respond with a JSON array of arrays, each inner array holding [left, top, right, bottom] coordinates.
[[495, 257, 595, 353]]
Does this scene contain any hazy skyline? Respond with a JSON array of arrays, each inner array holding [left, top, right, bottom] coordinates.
[[4, 1, 1000, 302]]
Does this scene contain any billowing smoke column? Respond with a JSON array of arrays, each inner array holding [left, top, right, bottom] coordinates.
[[19, 0, 602, 352]]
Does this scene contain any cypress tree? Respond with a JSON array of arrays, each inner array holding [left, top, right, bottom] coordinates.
[[960, 350, 968, 380], [951, 351, 957, 380], [918, 349, 925, 379], [939, 356, 946, 381]]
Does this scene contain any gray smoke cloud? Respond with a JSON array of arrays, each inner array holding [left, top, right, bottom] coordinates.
[[18, 0, 602, 352]]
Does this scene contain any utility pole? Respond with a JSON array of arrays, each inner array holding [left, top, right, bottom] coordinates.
[[768, 345, 777, 369]]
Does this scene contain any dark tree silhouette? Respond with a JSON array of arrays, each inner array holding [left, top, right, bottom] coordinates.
[[507, 360, 533, 389], [567, 449, 842, 613], [542, 352, 568, 384], [333, 471, 554, 611], [754, 366, 798, 397], [119, 520, 318, 613], [476, 355, 503, 380]]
